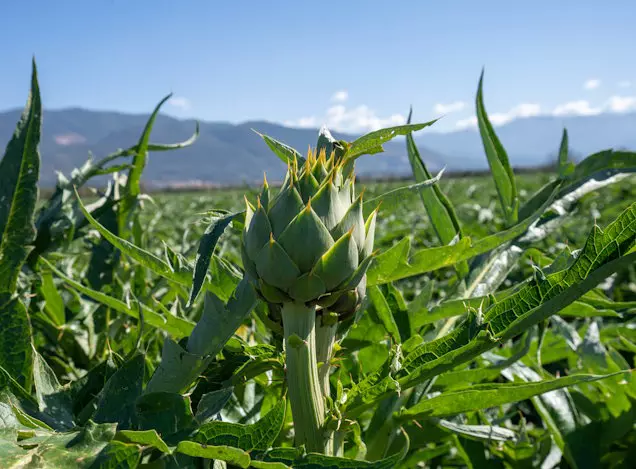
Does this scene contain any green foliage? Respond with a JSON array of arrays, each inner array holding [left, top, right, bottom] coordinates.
[[0, 59, 41, 293], [476, 70, 519, 226], [1, 60, 636, 468]]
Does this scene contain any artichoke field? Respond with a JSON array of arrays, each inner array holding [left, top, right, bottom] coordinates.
[[1, 60, 636, 468]]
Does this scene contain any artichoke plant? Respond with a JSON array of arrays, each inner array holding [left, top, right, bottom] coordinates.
[[241, 140, 377, 453]]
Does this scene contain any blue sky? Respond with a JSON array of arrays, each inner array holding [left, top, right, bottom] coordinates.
[[1, 0, 635, 133]]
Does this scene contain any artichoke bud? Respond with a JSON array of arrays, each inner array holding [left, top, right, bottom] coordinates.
[[241, 148, 376, 316]]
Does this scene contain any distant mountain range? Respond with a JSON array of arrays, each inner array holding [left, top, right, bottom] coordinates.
[[1, 107, 635, 187]]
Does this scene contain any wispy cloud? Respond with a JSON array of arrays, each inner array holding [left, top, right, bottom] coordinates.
[[286, 105, 405, 133], [285, 91, 406, 133], [552, 100, 601, 116], [618, 80, 632, 88], [455, 94, 636, 128], [331, 90, 349, 103], [583, 79, 601, 90], [552, 95, 636, 116], [606, 95, 636, 113], [434, 101, 466, 114], [168, 96, 191, 110], [455, 103, 541, 129]]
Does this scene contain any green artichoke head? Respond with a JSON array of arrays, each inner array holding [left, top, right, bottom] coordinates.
[[241, 147, 377, 313]]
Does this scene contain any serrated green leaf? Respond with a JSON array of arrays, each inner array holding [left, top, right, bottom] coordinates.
[[367, 188, 556, 285], [295, 432, 409, 468], [557, 128, 573, 177], [363, 169, 443, 216], [0, 59, 41, 293], [476, 70, 518, 225], [346, 121, 437, 160], [486, 203, 636, 339], [250, 461, 291, 469], [194, 399, 285, 451], [126, 94, 171, 198], [32, 350, 73, 430], [189, 212, 241, 307], [406, 109, 467, 277], [74, 189, 198, 285], [88, 441, 141, 469], [254, 130, 304, 164], [367, 286, 401, 344], [176, 441, 251, 467], [398, 371, 628, 420], [0, 294, 33, 391], [39, 270, 65, 326], [8, 420, 117, 469], [115, 429, 170, 453], [437, 419, 517, 442], [43, 258, 194, 338]]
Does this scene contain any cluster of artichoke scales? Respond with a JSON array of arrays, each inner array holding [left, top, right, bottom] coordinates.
[[241, 148, 377, 314]]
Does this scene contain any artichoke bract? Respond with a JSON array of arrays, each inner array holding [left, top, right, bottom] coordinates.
[[241, 146, 377, 315]]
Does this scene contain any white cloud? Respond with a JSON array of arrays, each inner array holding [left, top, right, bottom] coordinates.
[[455, 103, 541, 129], [286, 103, 405, 133], [551, 95, 636, 116], [452, 89, 636, 130], [606, 95, 636, 113], [552, 100, 601, 116], [434, 101, 466, 114], [455, 117, 477, 129], [618, 80, 632, 88], [331, 90, 349, 102], [583, 79, 601, 90], [168, 96, 191, 110]]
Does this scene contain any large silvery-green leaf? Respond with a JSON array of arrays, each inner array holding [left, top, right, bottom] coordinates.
[[32, 350, 73, 430], [0, 59, 41, 293], [146, 278, 257, 394], [0, 294, 33, 391], [476, 70, 518, 226], [0, 420, 118, 468]]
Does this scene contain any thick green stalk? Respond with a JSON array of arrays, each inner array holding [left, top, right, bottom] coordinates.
[[315, 315, 337, 454], [315, 317, 337, 397], [282, 302, 328, 454]]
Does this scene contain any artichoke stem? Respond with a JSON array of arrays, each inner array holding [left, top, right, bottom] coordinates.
[[315, 316, 337, 454], [282, 302, 329, 454], [315, 317, 337, 397]]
